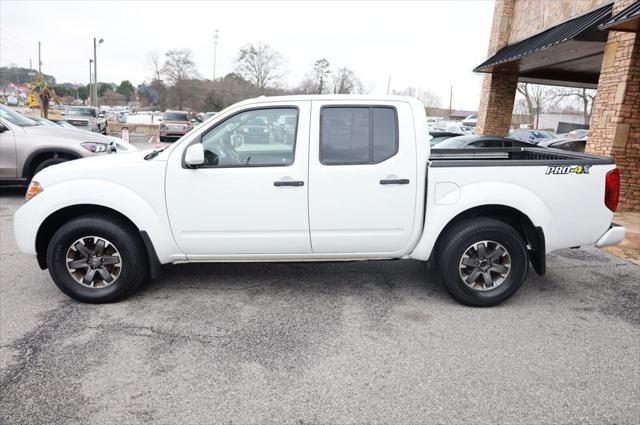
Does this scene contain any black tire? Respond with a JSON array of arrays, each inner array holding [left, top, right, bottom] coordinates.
[[33, 157, 69, 176], [436, 217, 528, 307], [46, 215, 147, 303]]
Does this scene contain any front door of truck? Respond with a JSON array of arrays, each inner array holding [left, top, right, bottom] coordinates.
[[165, 102, 311, 258], [308, 100, 417, 255]]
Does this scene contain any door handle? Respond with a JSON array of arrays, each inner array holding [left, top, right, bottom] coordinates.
[[380, 178, 410, 185], [274, 180, 304, 187]]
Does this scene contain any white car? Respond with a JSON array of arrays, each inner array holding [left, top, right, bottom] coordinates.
[[13, 95, 625, 306]]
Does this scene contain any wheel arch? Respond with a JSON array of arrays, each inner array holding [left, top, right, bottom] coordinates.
[[411, 202, 547, 275], [22, 147, 82, 180], [433, 205, 545, 275], [35, 204, 163, 278]]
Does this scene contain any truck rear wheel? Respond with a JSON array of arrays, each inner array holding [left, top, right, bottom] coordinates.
[[46, 215, 147, 303], [437, 218, 528, 307]]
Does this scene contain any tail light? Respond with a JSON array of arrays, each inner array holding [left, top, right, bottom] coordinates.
[[605, 168, 620, 212]]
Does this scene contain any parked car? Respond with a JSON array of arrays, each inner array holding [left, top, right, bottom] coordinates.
[[20, 112, 136, 153], [0, 105, 120, 185], [445, 124, 474, 135], [14, 95, 624, 307], [429, 131, 463, 146], [160, 110, 192, 142], [567, 129, 589, 139], [462, 114, 477, 127], [509, 129, 555, 144], [63, 106, 107, 134], [538, 137, 587, 152], [432, 135, 536, 149], [202, 112, 218, 121]]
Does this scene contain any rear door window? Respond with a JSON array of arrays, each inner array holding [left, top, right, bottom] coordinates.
[[320, 106, 398, 165]]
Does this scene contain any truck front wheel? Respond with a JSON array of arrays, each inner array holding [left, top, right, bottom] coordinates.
[[437, 218, 528, 307], [46, 215, 147, 303]]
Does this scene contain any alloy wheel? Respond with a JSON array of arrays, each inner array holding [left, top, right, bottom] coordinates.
[[458, 240, 511, 291], [65, 236, 122, 288]]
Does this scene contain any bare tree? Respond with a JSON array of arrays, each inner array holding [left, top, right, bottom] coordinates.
[[235, 42, 285, 91], [332, 67, 364, 94], [147, 50, 162, 81], [162, 49, 197, 110], [517, 83, 552, 128], [312, 58, 331, 94], [393, 86, 441, 108], [296, 75, 317, 94], [551, 87, 596, 125]]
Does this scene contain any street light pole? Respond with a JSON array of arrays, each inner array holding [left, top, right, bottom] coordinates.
[[93, 37, 103, 107], [89, 59, 93, 106], [38, 41, 41, 74], [213, 29, 219, 81]]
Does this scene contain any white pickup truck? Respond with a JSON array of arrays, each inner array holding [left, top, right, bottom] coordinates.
[[14, 95, 625, 306]]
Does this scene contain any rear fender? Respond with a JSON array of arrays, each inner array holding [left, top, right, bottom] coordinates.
[[410, 181, 553, 261]]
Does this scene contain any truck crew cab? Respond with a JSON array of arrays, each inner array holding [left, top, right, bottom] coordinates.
[[14, 95, 625, 306]]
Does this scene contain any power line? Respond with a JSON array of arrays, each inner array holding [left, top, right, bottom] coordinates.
[[0, 29, 34, 46]]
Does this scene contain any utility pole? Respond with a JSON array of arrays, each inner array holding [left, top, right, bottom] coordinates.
[[93, 38, 98, 107], [386, 76, 391, 95], [448, 84, 453, 117], [38, 42, 41, 74], [29, 58, 32, 70], [213, 29, 219, 81]]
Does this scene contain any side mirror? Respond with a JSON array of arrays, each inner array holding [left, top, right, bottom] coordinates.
[[184, 143, 205, 167]]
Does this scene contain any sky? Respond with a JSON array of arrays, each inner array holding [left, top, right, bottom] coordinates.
[[0, 0, 495, 110]]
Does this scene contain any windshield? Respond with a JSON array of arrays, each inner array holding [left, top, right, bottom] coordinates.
[[58, 121, 78, 129], [66, 107, 97, 118], [165, 112, 189, 121], [0, 107, 39, 127], [33, 117, 58, 126]]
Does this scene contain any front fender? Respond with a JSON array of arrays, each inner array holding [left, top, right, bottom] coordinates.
[[14, 179, 185, 264], [410, 181, 553, 261]]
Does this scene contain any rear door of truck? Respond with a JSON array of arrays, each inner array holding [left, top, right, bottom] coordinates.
[[308, 100, 418, 254]]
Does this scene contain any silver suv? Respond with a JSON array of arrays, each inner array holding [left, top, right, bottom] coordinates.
[[0, 106, 120, 185], [63, 106, 107, 134]]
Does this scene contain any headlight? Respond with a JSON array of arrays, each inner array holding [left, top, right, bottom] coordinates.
[[25, 181, 43, 202], [160, 123, 167, 130], [81, 142, 109, 153]]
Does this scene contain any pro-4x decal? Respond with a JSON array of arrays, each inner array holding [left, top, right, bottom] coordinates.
[[546, 165, 591, 175]]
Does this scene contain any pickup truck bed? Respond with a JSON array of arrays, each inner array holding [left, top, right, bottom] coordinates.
[[430, 147, 614, 165]]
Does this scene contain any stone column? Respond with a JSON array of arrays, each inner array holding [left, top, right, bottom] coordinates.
[[476, 0, 518, 136], [588, 0, 640, 211], [476, 74, 519, 136]]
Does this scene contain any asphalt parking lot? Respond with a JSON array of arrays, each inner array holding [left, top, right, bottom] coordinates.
[[1, 185, 639, 424]]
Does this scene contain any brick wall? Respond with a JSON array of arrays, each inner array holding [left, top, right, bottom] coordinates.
[[587, 0, 640, 211]]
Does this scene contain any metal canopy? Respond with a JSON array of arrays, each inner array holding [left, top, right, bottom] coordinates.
[[600, 0, 640, 32], [474, 3, 613, 88]]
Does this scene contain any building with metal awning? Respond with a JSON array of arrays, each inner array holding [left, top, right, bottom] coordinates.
[[474, 0, 640, 211]]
